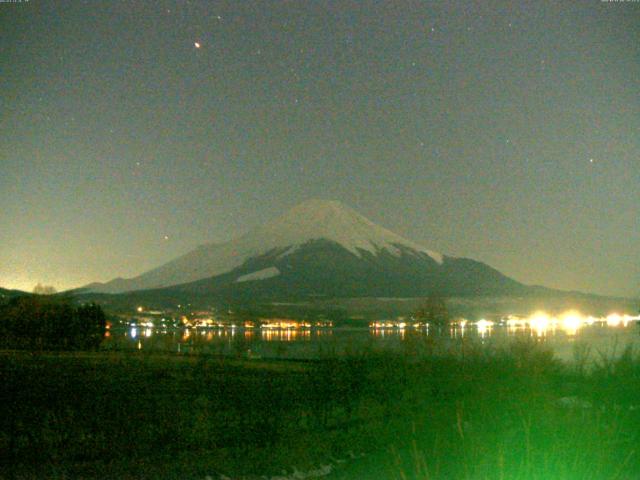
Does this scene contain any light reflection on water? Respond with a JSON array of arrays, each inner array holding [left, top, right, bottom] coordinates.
[[261, 328, 311, 342], [108, 321, 640, 362]]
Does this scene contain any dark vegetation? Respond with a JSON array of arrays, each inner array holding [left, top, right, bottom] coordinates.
[[0, 287, 31, 301], [0, 296, 106, 350], [2, 339, 640, 479], [413, 294, 450, 326]]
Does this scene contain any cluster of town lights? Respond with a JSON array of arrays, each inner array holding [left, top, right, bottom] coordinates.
[[131, 306, 637, 339], [370, 312, 639, 337], [503, 311, 639, 336]]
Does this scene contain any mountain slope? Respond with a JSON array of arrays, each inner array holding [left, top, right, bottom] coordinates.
[[168, 239, 527, 301]]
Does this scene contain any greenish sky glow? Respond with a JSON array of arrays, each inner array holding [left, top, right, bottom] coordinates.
[[1, 0, 638, 297]]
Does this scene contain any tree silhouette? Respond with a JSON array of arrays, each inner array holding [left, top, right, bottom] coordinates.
[[414, 294, 450, 327], [0, 296, 106, 350]]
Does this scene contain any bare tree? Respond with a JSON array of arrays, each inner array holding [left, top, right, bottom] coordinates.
[[33, 283, 57, 295]]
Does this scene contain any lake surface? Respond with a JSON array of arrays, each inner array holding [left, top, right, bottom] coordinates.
[[102, 320, 640, 362]]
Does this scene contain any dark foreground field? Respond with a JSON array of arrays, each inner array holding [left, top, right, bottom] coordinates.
[[2, 340, 640, 479]]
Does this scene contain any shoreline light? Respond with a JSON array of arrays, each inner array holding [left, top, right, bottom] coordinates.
[[560, 311, 582, 335]]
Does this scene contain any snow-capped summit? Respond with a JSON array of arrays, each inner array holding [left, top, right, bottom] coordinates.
[[240, 199, 443, 263], [82, 199, 522, 297]]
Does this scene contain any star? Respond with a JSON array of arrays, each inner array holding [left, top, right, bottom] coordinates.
[[589, 158, 595, 164]]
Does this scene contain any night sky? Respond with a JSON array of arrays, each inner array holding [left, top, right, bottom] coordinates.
[[1, 0, 638, 297]]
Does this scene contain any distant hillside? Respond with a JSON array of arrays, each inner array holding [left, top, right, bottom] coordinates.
[[0, 287, 31, 302]]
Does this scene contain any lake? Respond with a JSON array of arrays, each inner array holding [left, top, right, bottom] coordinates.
[[102, 317, 640, 362]]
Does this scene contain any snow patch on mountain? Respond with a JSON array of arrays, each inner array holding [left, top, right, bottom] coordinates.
[[236, 267, 280, 283]]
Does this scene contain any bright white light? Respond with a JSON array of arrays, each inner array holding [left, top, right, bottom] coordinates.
[[476, 319, 493, 337], [529, 312, 550, 336], [560, 311, 582, 335], [194, 41, 201, 48], [476, 319, 494, 329], [606, 313, 622, 327]]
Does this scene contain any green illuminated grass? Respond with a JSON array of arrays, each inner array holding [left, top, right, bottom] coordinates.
[[1, 341, 639, 479]]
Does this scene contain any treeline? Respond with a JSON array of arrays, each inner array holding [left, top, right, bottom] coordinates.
[[0, 295, 106, 350]]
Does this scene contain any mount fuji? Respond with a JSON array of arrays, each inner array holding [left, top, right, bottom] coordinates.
[[82, 199, 528, 300]]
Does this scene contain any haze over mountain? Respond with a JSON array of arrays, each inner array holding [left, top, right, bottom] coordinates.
[[81, 200, 533, 300]]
